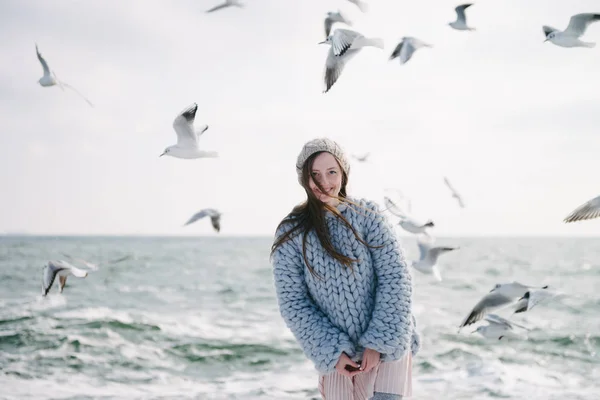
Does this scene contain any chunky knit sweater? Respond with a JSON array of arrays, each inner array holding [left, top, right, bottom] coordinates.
[[271, 198, 420, 374]]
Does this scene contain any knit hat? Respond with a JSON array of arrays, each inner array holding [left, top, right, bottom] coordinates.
[[296, 138, 350, 184]]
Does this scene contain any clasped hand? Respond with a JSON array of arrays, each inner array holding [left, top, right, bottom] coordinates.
[[335, 348, 381, 378]]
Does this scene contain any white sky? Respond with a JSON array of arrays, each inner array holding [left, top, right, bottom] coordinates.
[[1, 0, 599, 237]]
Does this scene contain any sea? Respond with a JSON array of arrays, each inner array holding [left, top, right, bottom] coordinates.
[[0, 235, 599, 400]]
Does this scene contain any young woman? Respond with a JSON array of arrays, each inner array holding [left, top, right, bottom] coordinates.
[[271, 138, 420, 399]]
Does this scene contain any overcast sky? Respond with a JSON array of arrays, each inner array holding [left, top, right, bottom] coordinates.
[[1, 0, 599, 237]]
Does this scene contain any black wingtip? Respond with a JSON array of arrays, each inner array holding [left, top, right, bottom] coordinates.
[[542, 285, 549, 289]]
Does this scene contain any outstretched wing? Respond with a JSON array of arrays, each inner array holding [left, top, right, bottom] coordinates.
[[173, 103, 199, 147], [60, 82, 94, 107], [35, 44, 51, 75], [455, 4, 473, 24], [564, 13, 600, 37], [206, 3, 229, 13], [331, 29, 361, 56], [564, 195, 600, 223]]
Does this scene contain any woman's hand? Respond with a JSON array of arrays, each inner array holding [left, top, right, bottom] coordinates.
[[360, 348, 381, 373], [335, 352, 362, 378]]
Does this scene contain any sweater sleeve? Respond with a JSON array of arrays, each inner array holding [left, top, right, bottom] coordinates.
[[358, 201, 414, 356], [271, 224, 355, 373]]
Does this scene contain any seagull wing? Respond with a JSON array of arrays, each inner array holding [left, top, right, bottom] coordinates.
[[484, 314, 515, 329], [383, 196, 407, 218], [173, 103, 199, 147], [42, 262, 65, 296], [210, 215, 221, 232], [324, 17, 334, 38], [542, 25, 559, 38], [206, 3, 229, 13], [331, 29, 361, 56], [459, 292, 515, 328], [389, 41, 404, 61], [564, 13, 600, 37], [184, 209, 210, 226], [455, 4, 472, 24], [323, 48, 350, 93], [399, 38, 416, 64], [564, 195, 600, 223], [35, 44, 51, 76]]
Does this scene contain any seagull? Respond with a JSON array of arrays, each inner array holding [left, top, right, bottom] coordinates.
[[389, 37, 432, 64], [513, 289, 560, 314], [206, 0, 244, 13], [42, 260, 88, 296], [351, 152, 370, 162], [398, 215, 434, 236], [471, 314, 529, 340], [346, 0, 368, 13], [59, 253, 133, 270], [325, 11, 352, 39], [449, 4, 474, 31], [35, 44, 94, 107], [411, 235, 458, 281], [320, 29, 384, 93], [563, 195, 600, 223], [543, 13, 600, 48], [443, 176, 465, 208], [160, 103, 217, 159], [458, 282, 549, 329], [184, 208, 222, 232]]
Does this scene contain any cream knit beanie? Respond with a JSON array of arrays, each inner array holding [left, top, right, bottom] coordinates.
[[296, 138, 350, 184]]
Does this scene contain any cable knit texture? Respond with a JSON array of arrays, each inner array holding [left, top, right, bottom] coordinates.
[[271, 198, 421, 374]]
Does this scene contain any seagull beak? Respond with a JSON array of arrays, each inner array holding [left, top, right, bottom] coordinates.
[[159, 152, 166, 157], [318, 40, 327, 45], [471, 329, 477, 333], [543, 38, 548, 42]]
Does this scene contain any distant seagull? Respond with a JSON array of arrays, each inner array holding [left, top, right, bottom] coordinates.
[[389, 37, 432, 64], [346, 0, 368, 13], [411, 235, 458, 281], [160, 103, 217, 159], [543, 13, 600, 48], [471, 314, 529, 340], [320, 28, 384, 93], [458, 282, 549, 329], [449, 4, 474, 31], [351, 152, 370, 162], [35, 44, 94, 107], [398, 215, 434, 236], [513, 289, 560, 314], [563, 195, 600, 223], [42, 260, 88, 296], [443, 176, 465, 208], [184, 208, 222, 232], [206, 0, 244, 13], [325, 11, 352, 39]]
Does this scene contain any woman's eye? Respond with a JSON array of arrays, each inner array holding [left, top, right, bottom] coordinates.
[[329, 170, 337, 174]]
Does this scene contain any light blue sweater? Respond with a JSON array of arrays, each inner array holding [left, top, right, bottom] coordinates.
[[271, 198, 420, 374]]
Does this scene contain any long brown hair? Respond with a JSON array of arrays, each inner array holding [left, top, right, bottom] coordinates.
[[271, 151, 378, 279]]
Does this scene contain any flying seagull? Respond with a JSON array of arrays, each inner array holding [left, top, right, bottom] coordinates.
[[184, 208, 222, 232], [35, 44, 94, 107], [543, 13, 600, 48], [449, 4, 475, 31], [443, 176, 465, 208], [411, 234, 459, 281], [458, 282, 549, 329], [564, 195, 600, 223], [389, 36, 432, 64], [206, 0, 244, 13], [42, 260, 88, 296], [320, 28, 384, 93], [160, 103, 217, 159]]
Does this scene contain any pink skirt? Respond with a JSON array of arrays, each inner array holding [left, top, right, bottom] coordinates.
[[318, 352, 413, 400]]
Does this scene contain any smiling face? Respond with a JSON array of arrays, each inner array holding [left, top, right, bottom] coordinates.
[[307, 152, 343, 207]]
